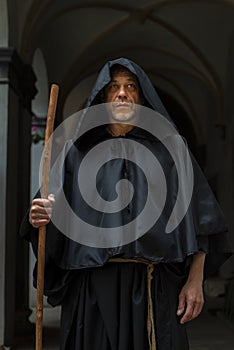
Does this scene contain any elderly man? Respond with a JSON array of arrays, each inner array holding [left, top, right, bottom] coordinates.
[[21, 58, 232, 350]]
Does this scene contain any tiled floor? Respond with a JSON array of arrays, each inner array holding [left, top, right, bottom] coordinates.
[[11, 306, 234, 349]]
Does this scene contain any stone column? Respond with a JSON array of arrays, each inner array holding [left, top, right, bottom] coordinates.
[[218, 31, 234, 278], [0, 48, 36, 347]]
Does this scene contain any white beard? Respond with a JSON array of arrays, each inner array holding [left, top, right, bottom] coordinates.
[[109, 103, 138, 122]]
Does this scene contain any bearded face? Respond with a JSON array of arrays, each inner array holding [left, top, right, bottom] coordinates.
[[104, 68, 143, 123]]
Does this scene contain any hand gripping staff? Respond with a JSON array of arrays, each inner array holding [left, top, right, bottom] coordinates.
[[36, 84, 59, 350]]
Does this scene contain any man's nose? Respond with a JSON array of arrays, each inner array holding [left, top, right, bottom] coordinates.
[[117, 86, 127, 98]]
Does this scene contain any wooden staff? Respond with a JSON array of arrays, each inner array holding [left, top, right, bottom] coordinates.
[[36, 84, 59, 350]]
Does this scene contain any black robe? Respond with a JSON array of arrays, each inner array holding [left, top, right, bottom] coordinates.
[[20, 57, 233, 350]]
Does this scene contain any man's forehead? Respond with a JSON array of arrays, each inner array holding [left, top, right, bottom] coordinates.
[[110, 71, 138, 83], [110, 65, 137, 81], [111, 75, 137, 82]]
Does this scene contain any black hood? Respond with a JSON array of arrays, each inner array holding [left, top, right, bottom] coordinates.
[[74, 57, 175, 148], [86, 57, 171, 119]]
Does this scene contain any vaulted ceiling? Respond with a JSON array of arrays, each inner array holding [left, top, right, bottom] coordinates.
[[5, 0, 234, 145]]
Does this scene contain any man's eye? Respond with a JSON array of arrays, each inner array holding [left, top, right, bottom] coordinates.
[[109, 84, 118, 90], [127, 83, 137, 90]]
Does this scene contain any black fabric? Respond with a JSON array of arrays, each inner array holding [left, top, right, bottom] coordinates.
[[20, 57, 233, 349], [60, 263, 189, 350]]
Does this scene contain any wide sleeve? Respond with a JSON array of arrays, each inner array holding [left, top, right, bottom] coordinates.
[[19, 200, 74, 307]]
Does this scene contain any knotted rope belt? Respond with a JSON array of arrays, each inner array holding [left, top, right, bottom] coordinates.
[[108, 258, 158, 350]]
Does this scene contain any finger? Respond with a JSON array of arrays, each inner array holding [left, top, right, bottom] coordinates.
[[30, 204, 53, 221], [48, 194, 55, 203], [187, 289, 204, 322], [30, 207, 53, 222], [32, 198, 53, 209], [31, 203, 53, 213], [30, 218, 51, 228], [182, 304, 202, 323], [177, 292, 186, 316], [180, 299, 204, 324], [180, 303, 194, 324], [30, 209, 52, 220], [190, 300, 204, 321]]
